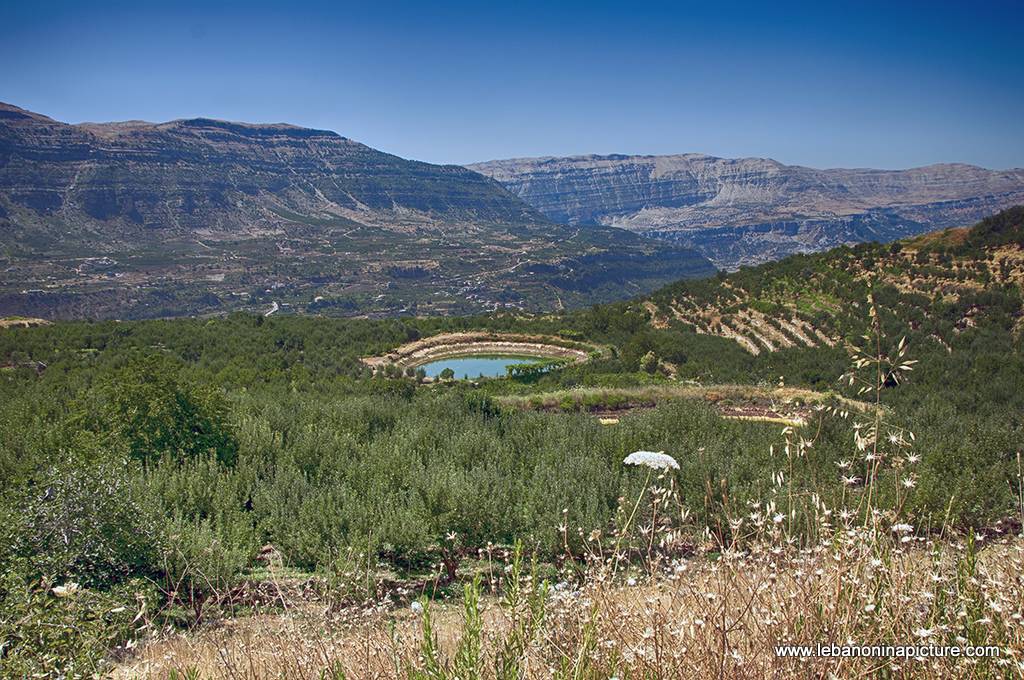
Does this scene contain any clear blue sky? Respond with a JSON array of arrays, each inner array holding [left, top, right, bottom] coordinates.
[[2, 0, 1022, 169]]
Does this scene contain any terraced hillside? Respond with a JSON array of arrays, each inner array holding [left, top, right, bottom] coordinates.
[[638, 206, 1024, 355]]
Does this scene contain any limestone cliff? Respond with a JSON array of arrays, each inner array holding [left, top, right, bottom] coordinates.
[[469, 154, 1024, 268]]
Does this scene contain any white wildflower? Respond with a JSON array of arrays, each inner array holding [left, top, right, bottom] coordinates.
[[891, 523, 914, 534], [623, 450, 679, 470], [51, 583, 80, 598], [410, 601, 424, 614]]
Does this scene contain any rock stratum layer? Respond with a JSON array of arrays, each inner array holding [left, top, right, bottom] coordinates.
[[468, 154, 1024, 269], [0, 104, 713, 319]]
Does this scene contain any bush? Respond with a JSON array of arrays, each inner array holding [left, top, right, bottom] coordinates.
[[158, 516, 253, 620], [639, 351, 658, 374], [0, 567, 157, 678], [4, 460, 162, 589]]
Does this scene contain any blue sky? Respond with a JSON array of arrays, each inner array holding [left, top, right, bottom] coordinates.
[[2, 0, 1022, 168]]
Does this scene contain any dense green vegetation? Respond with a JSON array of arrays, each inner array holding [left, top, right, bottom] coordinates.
[[1, 209, 1022, 675]]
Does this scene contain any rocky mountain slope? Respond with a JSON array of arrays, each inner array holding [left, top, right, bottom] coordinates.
[[0, 102, 543, 251], [0, 104, 714, 319], [469, 154, 1024, 269]]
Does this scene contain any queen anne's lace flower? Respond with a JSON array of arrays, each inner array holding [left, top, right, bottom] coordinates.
[[51, 583, 80, 598], [623, 450, 679, 470]]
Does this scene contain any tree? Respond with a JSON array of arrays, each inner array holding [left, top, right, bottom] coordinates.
[[7, 461, 160, 587], [639, 351, 659, 374], [439, 367, 456, 381], [76, 355, 238, 466]]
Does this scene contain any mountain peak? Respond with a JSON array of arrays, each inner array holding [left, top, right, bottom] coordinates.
[[0, 102, 57, 123], [0, 103, 349, 143]]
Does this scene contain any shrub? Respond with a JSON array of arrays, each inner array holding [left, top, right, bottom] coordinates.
[[0, 567, 157, 678], [158, 515, 253, 621], [5, 460, 162, 589], [639, 351, 658, 374]]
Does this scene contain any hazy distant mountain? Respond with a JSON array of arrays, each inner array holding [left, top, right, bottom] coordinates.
[[0, 104, 713, 319], [468, 154, 1024, 268]]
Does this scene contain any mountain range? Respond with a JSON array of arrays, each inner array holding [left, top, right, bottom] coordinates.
[[4, 101, 1023, 321], [468, 154, 1024, 269], [0, 104, 713, 319]]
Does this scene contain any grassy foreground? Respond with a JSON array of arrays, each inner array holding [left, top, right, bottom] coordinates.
[[112, 322, 1023, 678]]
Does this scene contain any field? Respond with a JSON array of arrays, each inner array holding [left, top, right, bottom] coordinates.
[[0, 208, 1022, 677]]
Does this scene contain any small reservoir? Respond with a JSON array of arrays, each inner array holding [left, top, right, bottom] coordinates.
[[418, 355, 543, 379]]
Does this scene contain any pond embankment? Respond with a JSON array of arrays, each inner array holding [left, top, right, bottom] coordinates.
[[361, 331, 600, 373]]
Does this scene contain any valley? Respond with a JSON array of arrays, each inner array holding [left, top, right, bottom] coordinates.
[[4, 1, 1023, 675]]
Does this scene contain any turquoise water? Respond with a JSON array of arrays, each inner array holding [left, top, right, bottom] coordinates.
[[418, 355, 542, 379]]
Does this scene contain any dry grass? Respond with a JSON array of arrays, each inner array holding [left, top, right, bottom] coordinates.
[[0, 316, 51, 328], [496, 383, 874, 423], [112, 532, 1024, 679]]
